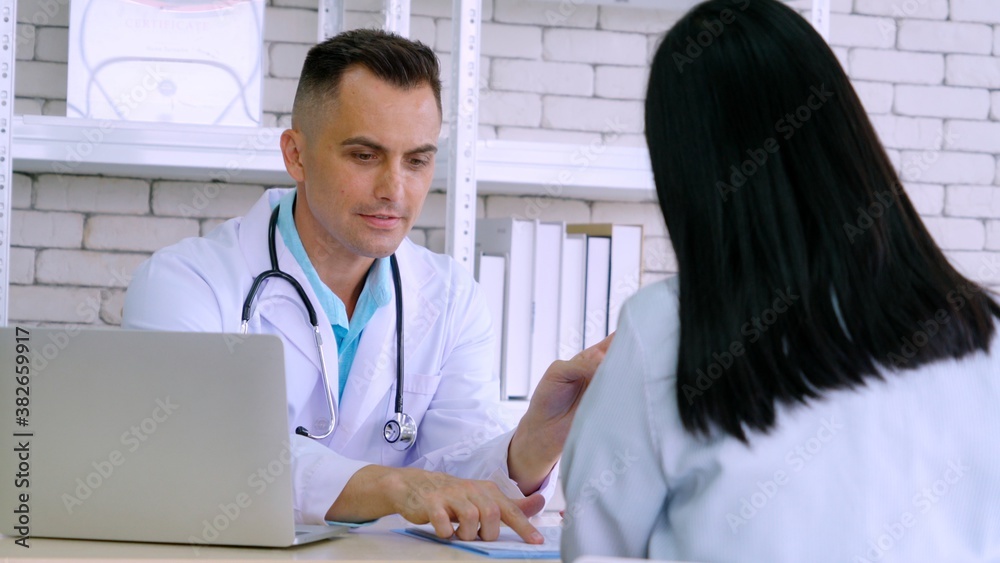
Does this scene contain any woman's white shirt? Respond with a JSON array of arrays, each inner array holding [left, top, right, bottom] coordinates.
[[560, 276, 1000, 563]]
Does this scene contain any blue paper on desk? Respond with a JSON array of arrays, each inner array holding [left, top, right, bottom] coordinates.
[[393, 524, 561, 558]]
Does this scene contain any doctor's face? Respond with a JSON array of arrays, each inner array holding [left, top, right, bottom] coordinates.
[[285, 65, 441, 261]]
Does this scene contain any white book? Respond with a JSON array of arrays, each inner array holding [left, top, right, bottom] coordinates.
[[582, 236, 611, 349], [607, 225, 643, 332], [558, 233, 587, 360], [567, 224, 644, 337], [529, 221, 563, 395], [476, 218, 536, 399], [476, 254, 507, 399]]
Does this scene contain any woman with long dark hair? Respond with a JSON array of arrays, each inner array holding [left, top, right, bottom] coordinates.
[[560, 0, 1000, 560]]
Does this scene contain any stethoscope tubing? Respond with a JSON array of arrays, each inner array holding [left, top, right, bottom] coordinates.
[[240, 202, 413, 449]]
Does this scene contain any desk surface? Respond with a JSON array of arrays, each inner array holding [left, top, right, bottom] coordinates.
[[0, 514, 562, 562]]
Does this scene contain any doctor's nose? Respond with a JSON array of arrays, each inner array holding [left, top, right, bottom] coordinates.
[[375, 161, 405, 201]]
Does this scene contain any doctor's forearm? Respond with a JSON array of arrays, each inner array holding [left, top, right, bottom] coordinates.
[[507, 422, 561, 495], [325, 465, 399, 522]]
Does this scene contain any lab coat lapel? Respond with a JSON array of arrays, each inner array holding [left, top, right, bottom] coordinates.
[[238, 189, 340, 412], [335, 240, 441, 446]]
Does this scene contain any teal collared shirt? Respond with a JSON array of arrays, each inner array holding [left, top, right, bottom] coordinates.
[[274, 190, 393, 401]]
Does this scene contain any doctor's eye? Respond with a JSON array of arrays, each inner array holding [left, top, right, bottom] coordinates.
[[353, 152, 377, 162]]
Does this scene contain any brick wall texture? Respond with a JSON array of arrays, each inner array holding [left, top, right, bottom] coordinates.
[[9, 0, 1000, 326]]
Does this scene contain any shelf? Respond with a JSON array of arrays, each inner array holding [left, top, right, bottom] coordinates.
[[12, 115, 293, 185], [11, 115, 656, 201]]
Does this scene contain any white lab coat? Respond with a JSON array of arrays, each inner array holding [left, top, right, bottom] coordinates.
[[123, 188, 553, 524]]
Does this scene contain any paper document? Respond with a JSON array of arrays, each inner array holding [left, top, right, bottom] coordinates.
[[394, 524, 561, 559]]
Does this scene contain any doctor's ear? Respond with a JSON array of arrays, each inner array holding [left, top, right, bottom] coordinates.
[[280, 129, 307, 183]]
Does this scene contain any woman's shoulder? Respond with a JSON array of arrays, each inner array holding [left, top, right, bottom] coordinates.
[[619, 275, 681, 333]]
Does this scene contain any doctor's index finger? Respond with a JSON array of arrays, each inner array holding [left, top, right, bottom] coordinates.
[[498, 497, 544, 545]]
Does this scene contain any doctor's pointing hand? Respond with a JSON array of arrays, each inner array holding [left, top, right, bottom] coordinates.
[[123, 29, 612, 544]]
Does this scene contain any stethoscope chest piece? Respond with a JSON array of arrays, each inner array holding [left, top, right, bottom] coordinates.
[[384, 412, 418, 451]]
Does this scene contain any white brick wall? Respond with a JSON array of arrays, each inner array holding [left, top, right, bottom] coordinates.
[[598, 6, 682, 34], [34, 175, 149, 213], [895, 85, 990, 119], [13, 210, 82, 248], [850, 50, 944, 84], [946, 121, 1000, 154], [643, 236, 678, 273], [10, 286, 103, 324], [12, 174, 32, 209], [84, 215, 199, 252], [16, 24, 34, 61], [491, 60, 593, 96], [8, 0, 1000, 326], [493, 0, 598, 29], [949, 0, 1000, 24], [854, 0, 949, 19], [480, 91, 542, 127], [901, 151, 996, 184], [35, 249, 147, 287], [829, 14, 896, 49], [151, 182, 264, 219], [594, 66, 648, 100], [946, 54, 1000, 88], [542, 96, 643, 133], [34, 26, 67, 62], [10, 248, 35, 285], [852, 80, 894, 114], [270, 43, 311, 79], [988, 221, 1000, 250], [923, 217, 985, 249], [946, 185, 1000, 218], [263, 7, 316, 43], [18, 0, 70, 27], [897, 20, 994, 54], [869, 115, 943, 150], [905, 183, 945, 215], [15, 61, 66, 98], [544, 29, 647, 66]]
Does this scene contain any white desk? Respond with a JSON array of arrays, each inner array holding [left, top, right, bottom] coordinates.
[[0, 514, 562, 562]]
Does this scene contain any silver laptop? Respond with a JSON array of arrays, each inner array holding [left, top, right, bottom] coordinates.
[[0, 327, 347, 548]]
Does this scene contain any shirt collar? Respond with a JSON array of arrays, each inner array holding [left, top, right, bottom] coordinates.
[[273, 189, 392, 329]]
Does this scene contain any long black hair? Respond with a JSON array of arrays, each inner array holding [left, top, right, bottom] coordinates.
[[645, 0, 1000, 442]]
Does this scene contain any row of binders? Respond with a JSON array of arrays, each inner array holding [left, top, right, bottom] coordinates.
[[475, 219, 644, 400]]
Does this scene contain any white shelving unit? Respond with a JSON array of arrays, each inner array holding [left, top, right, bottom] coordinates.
[[10, 116, 656, 199], [0, 0, 832, 325]]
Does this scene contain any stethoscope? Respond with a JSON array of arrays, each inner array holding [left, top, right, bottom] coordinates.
[[239, 203, 417, 451]]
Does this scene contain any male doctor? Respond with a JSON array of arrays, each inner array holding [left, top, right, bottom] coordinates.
[[123, 29, 610, 544]]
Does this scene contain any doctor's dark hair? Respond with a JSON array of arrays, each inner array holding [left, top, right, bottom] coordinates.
[[292, 28, 442, 135], [645, 0, 1000, 442]]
